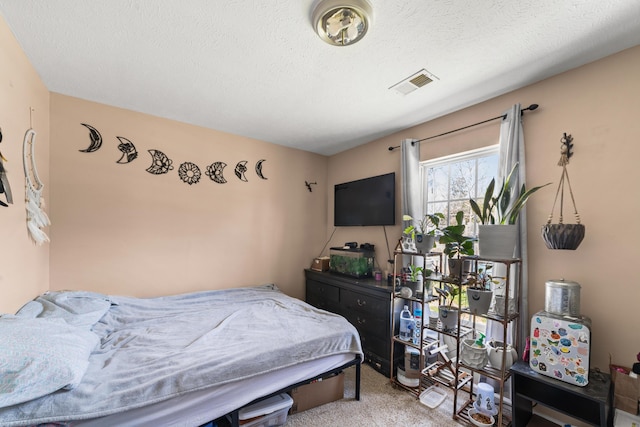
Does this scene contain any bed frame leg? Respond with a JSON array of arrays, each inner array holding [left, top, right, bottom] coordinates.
[[230, 409, 239, 427], [355, 359, 361, 401]]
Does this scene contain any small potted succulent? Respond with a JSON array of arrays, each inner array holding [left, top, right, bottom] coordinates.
[[434, 282, 460, 331], [404, 264, 433, 298], [439, 211, 475, 281]]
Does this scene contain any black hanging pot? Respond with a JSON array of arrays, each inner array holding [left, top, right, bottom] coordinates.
[[541, 133, 585, 250], [541, 223, 585, 250]]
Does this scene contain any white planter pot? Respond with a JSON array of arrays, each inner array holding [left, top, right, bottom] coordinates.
[[415, 234, 436, 254], [466, 289, 492, 315], [460, 338, 489, 369], [438, 305, 459, 331], [478, 224, 518, 259], [487, 340, 518, 370], [447, 258, 472, 281], [494, 295, 517, 317]]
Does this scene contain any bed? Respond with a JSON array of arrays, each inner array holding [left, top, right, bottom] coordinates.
[[0, 284, 363, 426]]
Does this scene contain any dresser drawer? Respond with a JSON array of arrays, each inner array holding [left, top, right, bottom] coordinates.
[[342, 309, 388, 338], [306, 279, 340, 305], [359, 331, 392, 359], [341, 289, 388, 315]]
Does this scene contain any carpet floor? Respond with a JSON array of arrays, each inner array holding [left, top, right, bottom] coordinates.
[[284, 363, 463, 427]]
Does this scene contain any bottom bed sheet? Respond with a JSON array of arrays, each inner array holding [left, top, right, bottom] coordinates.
[[73, 353, 354, 427]]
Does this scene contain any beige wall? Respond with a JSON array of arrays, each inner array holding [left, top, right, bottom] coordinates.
[[49, 94, 328, 301], [328, 45, 640, 371], [0, 16, 50, 312]]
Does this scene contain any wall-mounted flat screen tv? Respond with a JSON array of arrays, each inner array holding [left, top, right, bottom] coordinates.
[[334, 172, 396, 226]]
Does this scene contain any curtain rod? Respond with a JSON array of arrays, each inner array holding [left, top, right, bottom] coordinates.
[[388, 103, 539, 151]]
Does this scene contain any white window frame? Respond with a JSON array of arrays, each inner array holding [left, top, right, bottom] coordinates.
[[421, 145, 499, 333], [420, 145, 499, 236]]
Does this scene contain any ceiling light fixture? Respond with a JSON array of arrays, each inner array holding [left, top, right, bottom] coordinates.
[[312, 0, 373, 47]]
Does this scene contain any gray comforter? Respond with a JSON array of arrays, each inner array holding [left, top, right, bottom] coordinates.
[[0, 285, 362, 426]]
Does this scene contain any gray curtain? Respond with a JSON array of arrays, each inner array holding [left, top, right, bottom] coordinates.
[[497, 103, 528, 354], [482, 104, 528, 400], [401, 138, 421, 226], [400, 138, 424, 272]]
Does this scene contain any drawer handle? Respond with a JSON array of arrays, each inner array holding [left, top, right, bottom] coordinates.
[[357, 299, 367, 307]]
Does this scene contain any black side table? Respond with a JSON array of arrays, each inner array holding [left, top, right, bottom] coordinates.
[[510, 361, 611, 427]]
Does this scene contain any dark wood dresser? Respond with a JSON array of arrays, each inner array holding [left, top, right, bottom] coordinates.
[[304, 269, 402, 377]]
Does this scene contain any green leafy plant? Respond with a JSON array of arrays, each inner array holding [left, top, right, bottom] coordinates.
[[439, 211, 475, 259], [401, 214, 416, 240], [407, 264, 433, 282], [466, 264, 502, 290], [434, 283, 460, 308], [403, 212, 445, 237], [469, 162, 551, 225]]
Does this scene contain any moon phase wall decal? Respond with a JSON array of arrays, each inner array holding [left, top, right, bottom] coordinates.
[[76, 123, 269, 186], [146, 149, 174, 174], [79, 123, 103, 153], [234, 160, 248, 182], [178, 162, 202, 185], [255, 159, 267, 179], [116, 136, 138, 164], [206, 161, 227, 184]]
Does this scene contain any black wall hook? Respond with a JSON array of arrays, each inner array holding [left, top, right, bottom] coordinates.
[[305, 181, 317, 192]]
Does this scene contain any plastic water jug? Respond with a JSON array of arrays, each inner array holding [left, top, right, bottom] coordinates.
[[399, 305, 414, 341]]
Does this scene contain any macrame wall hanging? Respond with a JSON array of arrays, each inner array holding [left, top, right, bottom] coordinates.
[[541, 133, 585, 250], [23, 113, 50, 245]]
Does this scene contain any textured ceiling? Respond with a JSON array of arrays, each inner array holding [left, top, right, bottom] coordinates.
[[1, 1, 639, 156]]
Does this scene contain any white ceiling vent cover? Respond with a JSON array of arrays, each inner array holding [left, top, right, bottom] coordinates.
[[390, 69, 438, 95]]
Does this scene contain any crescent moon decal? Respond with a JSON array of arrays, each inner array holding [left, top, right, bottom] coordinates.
[[234, 160, 248, 182], [79, 123, 103, 153], [115, 136, 138, 164], [206, 161, 227, 184], [178, 161, 201, 185], [146, 149, 174, 175], [255, 159, 268, 180]]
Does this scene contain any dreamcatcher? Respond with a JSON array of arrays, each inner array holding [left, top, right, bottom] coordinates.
[[541, 133, 585, 250], [23, 127, 50, 244]]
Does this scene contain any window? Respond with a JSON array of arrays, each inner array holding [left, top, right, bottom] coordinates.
[[422, 146, 499, 333], [420, 145, 499, 237]]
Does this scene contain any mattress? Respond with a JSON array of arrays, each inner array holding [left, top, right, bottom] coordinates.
[[0, 285, 363, 427]]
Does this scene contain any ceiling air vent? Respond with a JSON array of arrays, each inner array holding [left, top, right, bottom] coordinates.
[[390, 69, 438, 95]]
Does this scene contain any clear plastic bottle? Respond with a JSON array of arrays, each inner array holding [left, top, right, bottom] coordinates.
[[399, 305, 414, 341], [412, 306, 422, 345]]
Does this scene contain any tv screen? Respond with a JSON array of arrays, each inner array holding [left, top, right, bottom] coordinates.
[[334, 172, 396, 226]]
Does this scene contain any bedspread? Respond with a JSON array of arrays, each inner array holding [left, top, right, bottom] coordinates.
[[0, 284, 362, 426]]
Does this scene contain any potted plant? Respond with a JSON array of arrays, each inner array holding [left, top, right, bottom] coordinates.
[[466, 264, 501, 315], [401, 215, 418, 252], [403, 264, 433, 297], [469, 162, 550, 258], [404, 212, 445, 254], [461, 332, 490, 369], [439, 211, 475, 280], [434, 282, 460, 331]]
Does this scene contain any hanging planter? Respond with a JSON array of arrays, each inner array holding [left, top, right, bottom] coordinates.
[[541, 133, 585, 250]]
